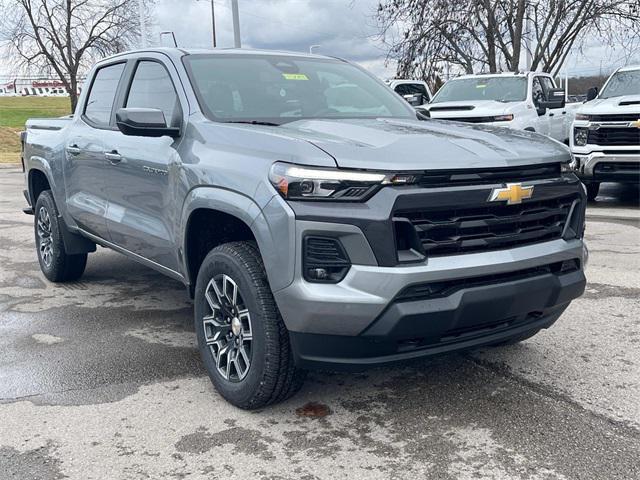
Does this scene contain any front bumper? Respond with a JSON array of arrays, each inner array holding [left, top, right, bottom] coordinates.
[[572, 151, 640, 183], [272, 174, 587, 369], [291, 268, 583, 371]]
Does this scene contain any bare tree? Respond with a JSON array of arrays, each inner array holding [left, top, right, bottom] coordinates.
[[378, 0, 640, 87], [1, 0, 151, 111]]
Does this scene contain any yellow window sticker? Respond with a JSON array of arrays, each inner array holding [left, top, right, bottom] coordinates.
[[282, 73, 309, 81]]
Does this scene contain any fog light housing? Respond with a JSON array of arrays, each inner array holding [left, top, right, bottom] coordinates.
[[303, 236, 351, 283], [574, 127, 588, 146]]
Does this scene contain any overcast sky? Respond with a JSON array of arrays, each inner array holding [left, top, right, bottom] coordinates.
[[150, 0, 639, 79], [152, 0, 395, 77], [1, 0, 638, 79]]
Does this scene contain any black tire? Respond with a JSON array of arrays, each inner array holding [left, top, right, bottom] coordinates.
[[585, 182, 600, 201], [194, 241, 305, 409], [34, 190, 87, 282], [491, 328, 541, 347]]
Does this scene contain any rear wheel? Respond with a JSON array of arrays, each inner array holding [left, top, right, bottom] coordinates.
[[34, 190, 87, 282], [585, 182, 600, 201], [194, 241, 305, 409]]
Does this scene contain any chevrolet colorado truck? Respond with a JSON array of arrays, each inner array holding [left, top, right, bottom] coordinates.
[[424, 72, 579, 143], [22, 48, 587, 409], [570, 65, 640, 200]]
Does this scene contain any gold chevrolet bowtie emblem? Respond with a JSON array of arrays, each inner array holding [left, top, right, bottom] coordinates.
[[631, 119, 640, 128], [488, 183, 534, 205]]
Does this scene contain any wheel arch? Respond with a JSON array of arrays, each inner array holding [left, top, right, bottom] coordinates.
[[181, 187, 295, 297]]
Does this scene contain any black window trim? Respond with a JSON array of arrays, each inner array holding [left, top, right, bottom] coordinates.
[[117, 57, 184, 133], [81, 60, 128, 131]]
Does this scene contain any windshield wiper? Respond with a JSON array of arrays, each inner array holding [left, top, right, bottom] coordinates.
[[224, 120, 280, 126]]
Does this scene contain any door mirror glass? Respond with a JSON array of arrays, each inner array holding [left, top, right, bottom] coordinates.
[[586, 87, 598, 102], [116, 108, 180, 138]]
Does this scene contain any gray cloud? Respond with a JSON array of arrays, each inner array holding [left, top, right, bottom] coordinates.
[[152, 0, 395, 76]]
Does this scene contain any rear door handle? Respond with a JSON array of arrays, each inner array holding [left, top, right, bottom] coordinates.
[[105, 151, 123, 164], [66, 144, 81, 155]]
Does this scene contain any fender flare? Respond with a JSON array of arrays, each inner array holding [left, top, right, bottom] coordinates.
[[179, 186, 295, 292]]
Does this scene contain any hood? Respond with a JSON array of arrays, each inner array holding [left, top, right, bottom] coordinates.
[[277, 118, 569, 171], [426, 100, 513, 119], [577, 95, 640, 115]]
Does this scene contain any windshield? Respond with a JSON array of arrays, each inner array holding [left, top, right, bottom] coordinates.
[[431, 77, 527, 103], [599, 70, 640, 99], [183, 54, 414, 124]]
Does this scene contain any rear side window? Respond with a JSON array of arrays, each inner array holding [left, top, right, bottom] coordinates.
[[126, 61, 181, 127], [84, 63, 125, 126]]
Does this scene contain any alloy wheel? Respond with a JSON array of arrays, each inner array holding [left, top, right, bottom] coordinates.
[[202, 274, 253, 382], [37, 206, 53, 267]]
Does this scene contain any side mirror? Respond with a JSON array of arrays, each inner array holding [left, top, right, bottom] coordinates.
[[115, 108, 180, 138], [586, 87, 598, 102], [539, 89, 566, 110], [415, 108, 430, 120], [403, 93, 424, 106]]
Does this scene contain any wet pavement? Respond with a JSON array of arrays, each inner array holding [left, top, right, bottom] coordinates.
[[0, 167, 639, 480]]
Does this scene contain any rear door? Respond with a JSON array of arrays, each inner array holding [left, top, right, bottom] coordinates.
[[101, 56, 185, 272], [64, 62, 126, 238]]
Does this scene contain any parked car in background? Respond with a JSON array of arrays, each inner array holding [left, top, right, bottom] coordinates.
[[570, 65, 640, 200], [21, 48, 587, 409], [423, 72, 579, 143], [386, 79, 432, 108]]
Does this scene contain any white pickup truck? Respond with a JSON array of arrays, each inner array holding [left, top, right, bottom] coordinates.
[[570, 65, 640, 200], [386, 79, 432, 108], [423, 72, 579, 143]]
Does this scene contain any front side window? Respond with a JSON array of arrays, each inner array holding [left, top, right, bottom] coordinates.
[[600, 70, 640, 99], [532, 77, 546, 106], [183, 54, 413, 125], [126, 61, 181, 127], [84, 63, 125, 126], [431, 77, 527, 103]]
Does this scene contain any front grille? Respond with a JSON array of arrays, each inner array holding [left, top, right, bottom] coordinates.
[[414, 164, 561, 188], [395, 194, 577, 257], [587, 127, 640, 146], [589, 114, 640, 122], [396, 260, 580, 302], [594, 162, 640, 174], [443, 116, 495, 123]]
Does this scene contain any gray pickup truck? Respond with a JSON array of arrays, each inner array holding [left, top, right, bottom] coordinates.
[[22, 48, 587, 409]]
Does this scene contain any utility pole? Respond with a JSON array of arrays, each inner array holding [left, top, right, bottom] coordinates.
[[138, 0, 147, 47], [525, 6, 532, 70], [231, 0, 241, 48], [197, 0, 216, 47]]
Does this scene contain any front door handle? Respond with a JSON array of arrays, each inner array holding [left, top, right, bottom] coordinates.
[[66, 144, 81, 155], [105, 151, 123, 164], [549, 113, 555, 117]]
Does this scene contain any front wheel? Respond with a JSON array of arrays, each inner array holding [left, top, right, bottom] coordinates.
[[34, 190, 87, 282], [194, 241, 305, 409], [585, 182, 600, 201]]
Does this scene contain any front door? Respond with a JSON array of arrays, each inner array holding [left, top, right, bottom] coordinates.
[[103, 59, 184, 272], [64, 62, 126, 238]]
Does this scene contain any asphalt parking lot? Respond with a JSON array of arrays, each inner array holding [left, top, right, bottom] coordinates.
[[0, 166, 638, 480]]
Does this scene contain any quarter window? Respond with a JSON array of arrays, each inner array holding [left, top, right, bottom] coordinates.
[[126, 61, 181, 127], [84, 63, 126, 126]]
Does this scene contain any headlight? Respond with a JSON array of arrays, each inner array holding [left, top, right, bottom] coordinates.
[[562, 157, 579, 173], [492, 114, 514, 122], [573, 127, 588, 146], [269, 162, 416, 201], [575, 113, 590, 121]]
